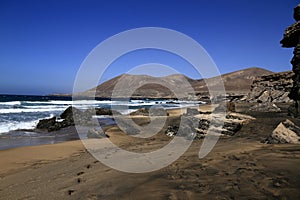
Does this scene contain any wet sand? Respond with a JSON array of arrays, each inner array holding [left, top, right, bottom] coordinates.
[[0, 103, 300, 199]]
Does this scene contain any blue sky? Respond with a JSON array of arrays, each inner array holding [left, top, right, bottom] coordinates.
[[0, 0, 298, 95]]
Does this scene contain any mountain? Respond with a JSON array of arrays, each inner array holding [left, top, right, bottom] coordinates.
[[81, 74, 196, 99], [192, 67, 273, 95], [78, 67, 274, 99]]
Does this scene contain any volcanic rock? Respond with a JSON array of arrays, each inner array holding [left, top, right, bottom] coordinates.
[[36, 117, 57, 130], [281, 4, 300, 116]]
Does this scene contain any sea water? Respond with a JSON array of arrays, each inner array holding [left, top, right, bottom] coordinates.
[[0, 94, 203, 134]]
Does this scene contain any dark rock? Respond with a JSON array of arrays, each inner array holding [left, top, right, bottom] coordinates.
[[280, 21, 300, 48], [281, 4, 300, 116], [222, 121, 242, 136], [94, 108, 114, 115], [61, 106, 80, 119], [165, 117, 198, 139], [36, 116, 56, 130], [165, 125, 179, 137], [198, 119, 211, 130], [36, 106, 95, 132]]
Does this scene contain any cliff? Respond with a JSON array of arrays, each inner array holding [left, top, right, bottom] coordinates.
[[247, 71, 293, 103]]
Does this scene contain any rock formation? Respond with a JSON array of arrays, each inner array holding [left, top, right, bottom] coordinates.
[[281, 4, 300, 116], [35, 106, 121, 132], [265, 119, 300, 144], [249, 102, 281, 112], [247, 71, 293, 103], [165, 112, 254, 139]]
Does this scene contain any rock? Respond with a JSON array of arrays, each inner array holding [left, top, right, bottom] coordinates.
[[93, 108, 120, 115], [60, 106, 96, 126], [87, 128, 109, 138], [36, 106, 95, 132], [265, 119, 300, 144], [198, 119, 211, 130], [249, 102, 281, 112], [165, 117, 198, 139], [214, 102, 236, 112], [165, 125, 178, 137], [165, 112, 254, 139], [36, 116, 57, 130], [185, 108, 199, 116], [61, 106, 79, 119], [281, 4, 300, 115], [130, 107, 168, 116], [221, 121, 242, 136], [247, 71, 293, 103]]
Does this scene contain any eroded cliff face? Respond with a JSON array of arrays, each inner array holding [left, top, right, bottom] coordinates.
[[247, 71, 293, 103], [281, 4, 300, 115]]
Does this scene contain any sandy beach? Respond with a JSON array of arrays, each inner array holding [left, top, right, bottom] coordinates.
[[1, 104, 300, 199]]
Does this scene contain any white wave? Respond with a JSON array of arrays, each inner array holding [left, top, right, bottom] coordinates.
[[0, 108, 66, 114], [25, 100, 110, 105], [0, 101, 21, 105], [22, 105, 68, 110], [0, 120, 39, 134], [119, 109, 138, 115], [92, 115, 112, 119], [24, 100, 70, 105]]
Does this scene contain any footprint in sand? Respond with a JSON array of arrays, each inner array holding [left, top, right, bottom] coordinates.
[[68, 189, 75, 195], [77, 171, 84, 176], [86, 164, 91, 169]]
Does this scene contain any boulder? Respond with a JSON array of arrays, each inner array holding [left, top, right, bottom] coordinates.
[[36, 116, 57, 130], [36, 106, 94, 132], [265, 119, 300, 144]]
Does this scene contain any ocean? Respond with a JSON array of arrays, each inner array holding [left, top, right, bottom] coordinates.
[[0, 94, 202, 150]]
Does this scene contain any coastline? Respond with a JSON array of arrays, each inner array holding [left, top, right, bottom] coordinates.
[[0, 103, 300, 199], [0, 104, 210, 151]]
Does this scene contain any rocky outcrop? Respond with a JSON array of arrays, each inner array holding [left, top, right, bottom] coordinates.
[[36, 117, 57, 130], [165, 112, 254, 139], [36, 106, 92, 132], [36, 106, 120, 132], [265, 119, 300, 144], [130, 107, 168, 116], [185, 108, 200, 116], [281, 4, 300, 116], [249, 102, 281, 112], [214, 102, 236, 112], [247, 71, 293, 103]]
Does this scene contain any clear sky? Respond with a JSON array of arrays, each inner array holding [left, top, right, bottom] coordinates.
[[0, 0, 298, 95]]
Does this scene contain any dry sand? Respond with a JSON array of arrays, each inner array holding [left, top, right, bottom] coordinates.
[[0, 103, 300, 199]]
